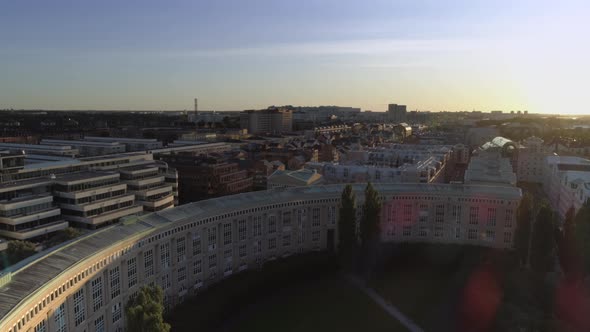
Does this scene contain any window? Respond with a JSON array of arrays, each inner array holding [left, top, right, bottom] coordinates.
[[283, 234, 291, 247], [298, 230, 305, 244], [403, 226, 412, 236], [311, 208, 320, 227], [504, 209, 513, 228], [503, 231, 512, 244], [327, 206, 336, 225], [469, 207, 479, 225], [161, 273, 170, 290], [224, 248, 233, 261], [73, 288, 85, 326], [283, 211, 292, 227], [268, 216, 277, 234], [192, 233, 201, 256], [268, 237, 277, 249], [208, 254, 217, 269], [487, 208, 497, 226], [403, 204, 412, 222], [34, 320, 46, 332], [144, 249, 154, 278], [486, 230, 495, 241], [452, 205, 462, 223], [94, 315, 104, 332], [435, 204, 444, 223], [312, 230, 320, 242], [223, 223, 232, 245], [455, 227, 461, 239], [91, 277, 103, 312], [160, 242, 170, 269], [419, 226, 427, 237], [54, 302, 66, 332], [468, 229, 477, 240], [255, 240, 262, 253], [193, 259, 202, 275], [112, 302, 122, 323], [253, 216, 263, 237], [208, 226, 217, 249], [239, 244, 247, 257], [110, 266, 120, 299], [176, 236, 186, 263], [127, 257, 137, 288], [238, 219, 247, 241], [178, 266, 187, 283]]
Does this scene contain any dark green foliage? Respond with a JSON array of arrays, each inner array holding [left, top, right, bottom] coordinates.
[[338, 184, 357, 269], [515, 194, 533, 266], [573, 201, 590, 275], [530, 205, 556, 273], [7, 240, 37, 262], [125, 285, 171, 332], [360, 182, 382, 277], [46, 227, 82, 247], [360, 182, 382, 246], [558, 206, 578, 276]]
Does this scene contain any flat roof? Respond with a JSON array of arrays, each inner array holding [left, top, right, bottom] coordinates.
[[53, 171, 118, 183], [84, 137, 160, 143]]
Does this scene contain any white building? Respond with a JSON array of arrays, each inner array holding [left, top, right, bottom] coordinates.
[[0, 182, 520, 332], [516, 136, 552, 183], [464, 150, 517, 186], [543, 156, 590, 221]]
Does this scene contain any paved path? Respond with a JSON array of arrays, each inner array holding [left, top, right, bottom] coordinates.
[[345, 275, 424, 332]]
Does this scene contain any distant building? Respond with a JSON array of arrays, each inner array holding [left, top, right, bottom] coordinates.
[[543, 156, 590, 221], [387, 103, 407, 122], [267, 168, 324, 189], [40, 139, 126, 156], [240, 108, 293, 134], [83, 137, 163, 152], [159, 154, 253, 203]]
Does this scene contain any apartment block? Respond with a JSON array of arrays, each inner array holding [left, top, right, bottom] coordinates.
[[0, 178, 67, 240], [53, 172, 143, 229]]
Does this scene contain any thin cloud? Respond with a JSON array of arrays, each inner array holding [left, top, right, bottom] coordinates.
[[163, 39, 480, 58]]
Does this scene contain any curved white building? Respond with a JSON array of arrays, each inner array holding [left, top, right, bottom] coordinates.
[[0, 183, 521, 332]]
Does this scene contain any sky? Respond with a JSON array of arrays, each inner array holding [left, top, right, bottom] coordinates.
[[1, 0, 589, 114]]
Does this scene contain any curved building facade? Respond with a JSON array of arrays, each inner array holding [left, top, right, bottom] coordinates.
[[0, 183, 521, 332]]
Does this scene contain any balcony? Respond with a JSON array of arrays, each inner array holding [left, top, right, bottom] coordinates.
[[0, 207, 61, 225], [63, 204, 143, 226], [0, 220, 68, 240]]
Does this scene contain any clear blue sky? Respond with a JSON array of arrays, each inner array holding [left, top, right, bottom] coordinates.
[[1, 0, 589, 113]]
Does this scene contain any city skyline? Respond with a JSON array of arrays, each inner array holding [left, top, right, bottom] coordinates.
[[1, 0, 589, 114]]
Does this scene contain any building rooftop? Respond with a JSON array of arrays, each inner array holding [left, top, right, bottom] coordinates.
[[53, 171, 118, 183], [0, 182, 521, 320]]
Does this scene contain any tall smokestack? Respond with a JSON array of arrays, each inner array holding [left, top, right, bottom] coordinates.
[[194, 98, 198, 116]]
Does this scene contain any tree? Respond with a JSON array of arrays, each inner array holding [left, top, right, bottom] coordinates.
[[530, 205, 557, 273], [515, 194, 533, 266], [573, 201, 590, 276], [558, 206, 578, 276], [338, 184, 357, 270], [7, 240, 37, 262], [125, 285, 171, 332], [359, 182, 382, 278]]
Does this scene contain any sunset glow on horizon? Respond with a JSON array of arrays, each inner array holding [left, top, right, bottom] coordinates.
[[1, 0, 589, 114]]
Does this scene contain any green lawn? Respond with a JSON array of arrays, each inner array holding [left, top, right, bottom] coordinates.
[[227, 277, 407, 332], [371, 244, 494, 331], [168, 253, 407, 332]]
